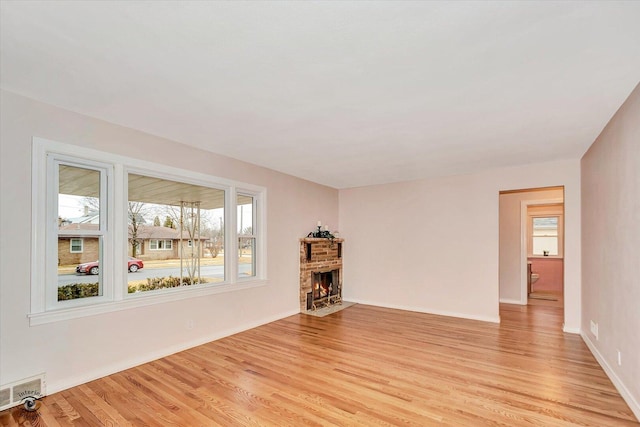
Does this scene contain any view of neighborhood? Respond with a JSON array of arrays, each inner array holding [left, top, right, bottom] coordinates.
[[56, 166, 255, 300]]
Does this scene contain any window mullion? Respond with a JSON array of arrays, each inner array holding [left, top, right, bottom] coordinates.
[[112, 163, 125, 301], [227, 188, 237, 283], [45, 154, 60, 310]]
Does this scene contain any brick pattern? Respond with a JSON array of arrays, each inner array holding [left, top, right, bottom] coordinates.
[[58, 237, 100, 265], [299, 238, 343, 312]]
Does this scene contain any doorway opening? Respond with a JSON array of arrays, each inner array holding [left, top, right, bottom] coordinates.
[[499, 186, 564, 310], [526, 203, 564, 307]]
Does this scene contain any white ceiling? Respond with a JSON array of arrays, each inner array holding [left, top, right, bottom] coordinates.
[[2, 1, 639, 189]]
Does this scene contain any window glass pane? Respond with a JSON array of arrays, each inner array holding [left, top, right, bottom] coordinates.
[[58, 164, 100, 229], [239, 237, 256, 278], [532, 217, 558, 235], [58, 236, 102, 301], [532, 217, 558, 255], [70, 238, 83, 253], [57, 163, 103, 301], [238, 194, 256, 278], [533, 236, 558, 255], [127, 173, 225, 294]]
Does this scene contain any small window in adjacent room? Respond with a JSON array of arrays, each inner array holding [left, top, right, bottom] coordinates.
[[532, 216, 559, 256]]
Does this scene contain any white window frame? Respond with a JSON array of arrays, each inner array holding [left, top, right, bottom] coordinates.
[[48, 157, 113, 312], [30, 137, 268, 325], [236, 191, 261, 281], [527, 213, 564, 258], [69, 238, 84, 253]]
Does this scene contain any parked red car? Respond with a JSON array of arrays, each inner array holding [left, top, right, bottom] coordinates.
[[76, 257, 144, 275]]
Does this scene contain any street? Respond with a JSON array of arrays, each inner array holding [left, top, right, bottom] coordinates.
[[58, 264, 253, 285]]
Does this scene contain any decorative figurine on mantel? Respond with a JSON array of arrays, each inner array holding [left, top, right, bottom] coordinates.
[[307, 220, 335, 239]]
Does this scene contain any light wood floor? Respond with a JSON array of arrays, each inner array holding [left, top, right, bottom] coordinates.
[[528, 290, 564, 308], [1, 304, 637, 426]]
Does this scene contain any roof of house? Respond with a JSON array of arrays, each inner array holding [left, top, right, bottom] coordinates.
[[130, 225, 210, 240], [59, 223, 99, 233], [60, 223, 210, 241]]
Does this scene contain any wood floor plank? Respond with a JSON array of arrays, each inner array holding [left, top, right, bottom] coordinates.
[[1, 303, 637, 426]]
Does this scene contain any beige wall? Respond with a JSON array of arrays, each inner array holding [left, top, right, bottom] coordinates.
[[340, 159, 581, 327], [581, 83, 640, 415], [499, 188, 563, 303], [0, 90, 339, 392]]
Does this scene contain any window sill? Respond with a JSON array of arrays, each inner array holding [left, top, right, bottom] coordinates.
[[528, 255, 564, 259], [29, 279, 268, 326]]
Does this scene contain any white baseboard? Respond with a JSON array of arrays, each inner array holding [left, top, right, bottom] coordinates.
[[348, 298, 501, 324], [562, 325, 581, 334], [581, 332, 640, 421], [499, 298, 524, 305], [47, 308, 300, 395]]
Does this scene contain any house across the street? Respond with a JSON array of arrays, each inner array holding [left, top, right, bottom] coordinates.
[[57, 223, 210, 265]]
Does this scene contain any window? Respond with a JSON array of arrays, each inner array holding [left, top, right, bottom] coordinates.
[[529, 214, 563, 257], [127, 172, 227, 293], [532, 217, 558, 256], [69, 238, 84, 253], [55, 162, 109, 305], [31, 138, 266, 324], [237, 193, 257, 279], [149, 239, 173, 250]]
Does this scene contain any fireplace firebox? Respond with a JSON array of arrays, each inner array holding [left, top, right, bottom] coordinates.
[[307, 270, 341, 310]]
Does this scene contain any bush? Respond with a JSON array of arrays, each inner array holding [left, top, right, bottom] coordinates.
[[58, 277, 205, 298], [207, 243, 221, 258], [58, 282, 99, 301], [128, 276, 204, 293]]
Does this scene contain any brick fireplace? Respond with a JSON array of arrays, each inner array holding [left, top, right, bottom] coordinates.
[[299, 237, 343, 312]]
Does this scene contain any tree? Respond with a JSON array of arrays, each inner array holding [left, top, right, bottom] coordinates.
[[163, 216, 175, 229], [238, 226, 253, 257], [153, 216, 161, 226], [128, 202, 148, 257], [171, 202, 201, 283], [83, 197, 149, 257]]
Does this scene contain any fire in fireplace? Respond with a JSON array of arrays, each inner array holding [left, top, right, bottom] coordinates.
[[307, 269, 341, 310]]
